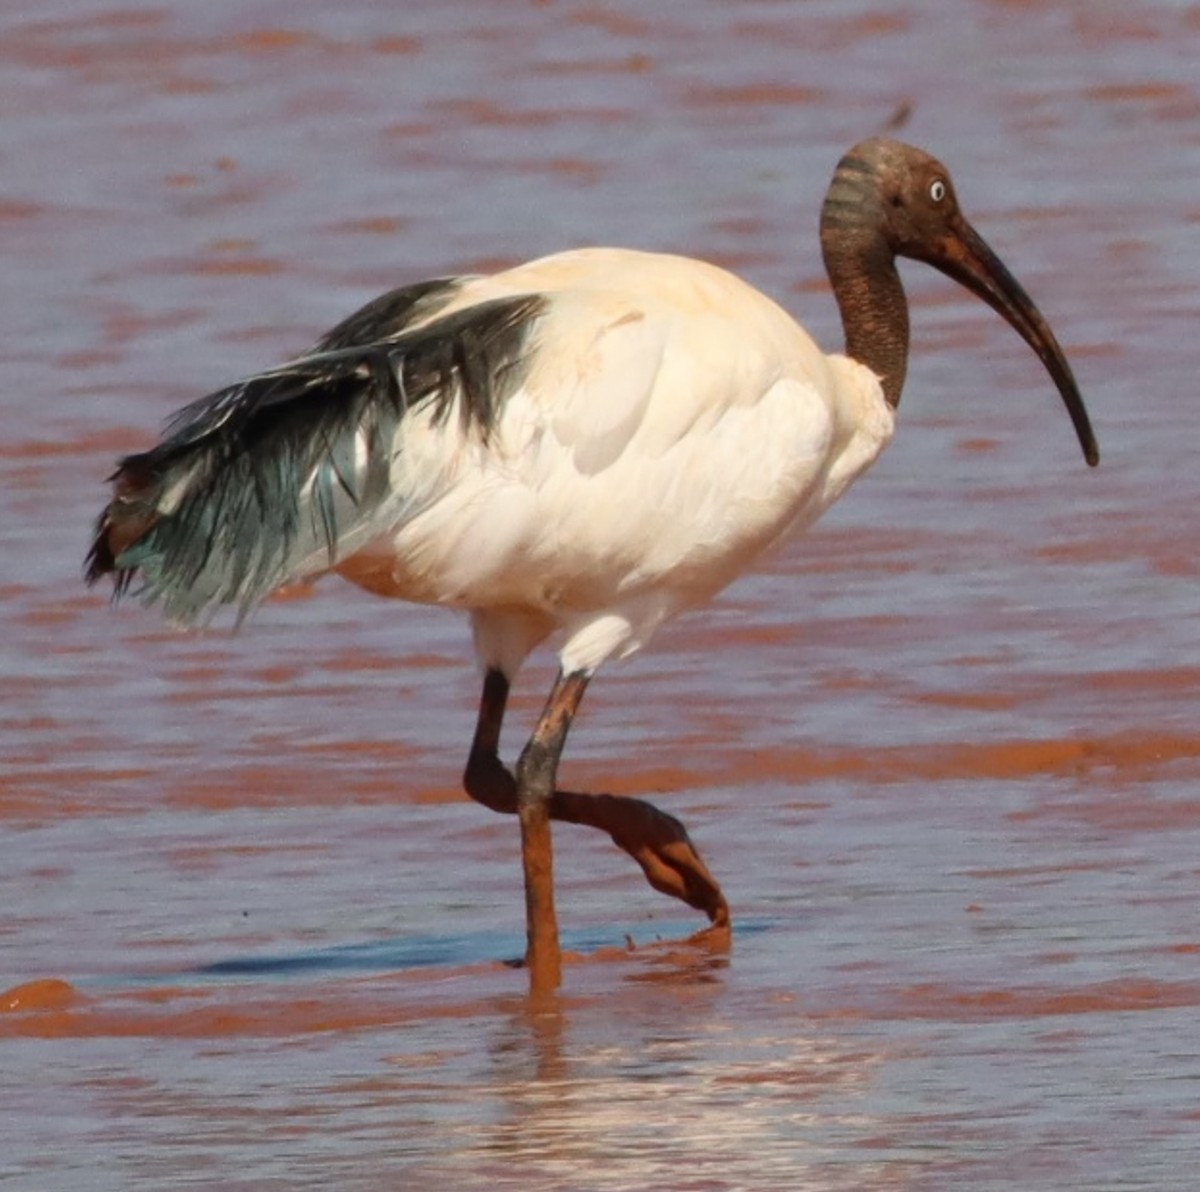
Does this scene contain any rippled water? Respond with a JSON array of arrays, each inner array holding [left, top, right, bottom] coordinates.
[[3, 1, 1199, 1188]]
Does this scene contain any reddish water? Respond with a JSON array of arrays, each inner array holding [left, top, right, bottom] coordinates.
[[3, 1, 1199, 1188]]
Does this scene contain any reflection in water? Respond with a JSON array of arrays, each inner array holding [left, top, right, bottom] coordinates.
[[407, 945, 874, 1185], [410, 962, 886, 1190]]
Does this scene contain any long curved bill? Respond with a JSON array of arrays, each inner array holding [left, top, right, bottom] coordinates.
[[930, 219, 1099, 467]]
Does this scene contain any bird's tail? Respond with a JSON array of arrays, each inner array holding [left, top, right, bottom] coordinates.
[[85, 292, 545, 625], [85, 349, 412, 625]]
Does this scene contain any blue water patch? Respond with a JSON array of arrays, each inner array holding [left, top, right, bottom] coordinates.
[[197, 929, 526, 977], [189, 918, 775, 981]]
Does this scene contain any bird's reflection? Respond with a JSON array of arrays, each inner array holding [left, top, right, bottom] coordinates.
[[477, 940, 735, 1165]]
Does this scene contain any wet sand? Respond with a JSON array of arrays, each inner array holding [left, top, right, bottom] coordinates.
[[3, 1, 1199, 1188]]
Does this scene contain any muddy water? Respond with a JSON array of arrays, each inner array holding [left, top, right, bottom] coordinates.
[[3, 1, 1199, 1187]]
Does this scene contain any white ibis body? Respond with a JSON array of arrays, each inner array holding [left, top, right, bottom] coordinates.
[[87, 139, 1098, 993]]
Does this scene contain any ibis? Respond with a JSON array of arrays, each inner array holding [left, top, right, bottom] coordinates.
[[87, 138, 1098, 992]]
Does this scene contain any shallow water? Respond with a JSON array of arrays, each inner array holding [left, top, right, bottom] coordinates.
[[3, 0, 1199, 1188]]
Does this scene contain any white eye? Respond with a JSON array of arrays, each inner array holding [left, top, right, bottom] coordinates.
[[929, 179, 947, 203]]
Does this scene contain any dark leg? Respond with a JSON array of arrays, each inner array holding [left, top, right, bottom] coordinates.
[[463, 668, 516, 814], [462, 667, 730, 989]]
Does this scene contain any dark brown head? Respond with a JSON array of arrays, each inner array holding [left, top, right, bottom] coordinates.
[[822, 137, 1098, 466]]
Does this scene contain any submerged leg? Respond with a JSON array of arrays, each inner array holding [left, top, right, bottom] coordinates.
[[462, 667, 730, 988]]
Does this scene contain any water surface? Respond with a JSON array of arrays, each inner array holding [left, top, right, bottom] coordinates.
[[2, 1, 1199, 1188]]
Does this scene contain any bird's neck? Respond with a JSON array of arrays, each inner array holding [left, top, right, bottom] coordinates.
[[820, 184, 910, 410]]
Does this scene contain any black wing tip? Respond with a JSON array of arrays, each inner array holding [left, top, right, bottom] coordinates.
[[84, 505, 117, 586], [83, 548, 111, 588], [85, 441, 166, 595], [313, 275, 472, 353], [83, 509, 140, 600], [85, 452, 163, 594]]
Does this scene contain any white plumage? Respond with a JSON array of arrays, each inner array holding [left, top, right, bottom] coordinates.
[[89, 138, 1097, 992], [335, 247, 894, 678]]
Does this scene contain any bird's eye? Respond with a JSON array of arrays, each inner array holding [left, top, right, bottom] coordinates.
[[929, 179, 946, 203]]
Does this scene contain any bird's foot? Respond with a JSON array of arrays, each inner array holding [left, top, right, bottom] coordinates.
[[464, 752, 730, 931], [553, 790, 730, 928]]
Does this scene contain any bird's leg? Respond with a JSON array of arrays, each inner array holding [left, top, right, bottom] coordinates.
[[463, 668, 518, 814], [462, 666, 731, 976], [462, 667, 582, 989], [513, 669, 591, 994]]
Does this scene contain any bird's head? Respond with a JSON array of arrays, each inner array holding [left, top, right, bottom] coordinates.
[[822, 137, 1098, 467]]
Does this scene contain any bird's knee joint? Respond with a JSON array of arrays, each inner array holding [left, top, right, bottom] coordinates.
[[515, 740, 556, 808], [463, 751, 517, 815]]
